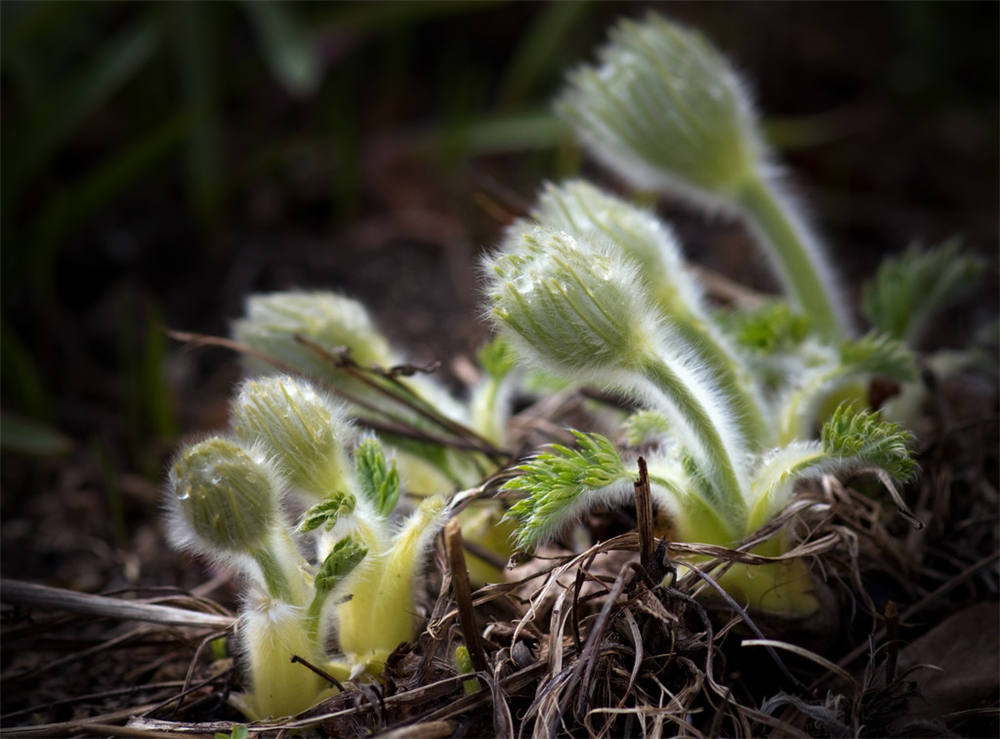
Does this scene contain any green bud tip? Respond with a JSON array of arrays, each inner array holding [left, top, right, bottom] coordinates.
[[558, 14, 762, 204], [233, 291, 395, 373], [486, 226, 657, 375], [232, 375, 355, 495], [168, 437, 278, 555]]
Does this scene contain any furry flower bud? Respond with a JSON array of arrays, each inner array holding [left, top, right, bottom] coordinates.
[[168, 437, 278, 555], [486, 226, 656, 376], [233, 291, 395, 379], [232, 375, 355, 497], [532, 180, 704, 319], [558, 15, 762, 206]]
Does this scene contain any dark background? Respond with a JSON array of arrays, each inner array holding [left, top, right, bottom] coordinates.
[[2, 1, 997, 591]]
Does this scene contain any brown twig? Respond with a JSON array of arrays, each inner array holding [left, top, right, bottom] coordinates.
[[0, 580, 234, 629], [293, 335, 509, 460], [634, 457, 655, 573], [444, 520, 489, 677], [167, 328, 507, 457], [291, 654, 345, 691]]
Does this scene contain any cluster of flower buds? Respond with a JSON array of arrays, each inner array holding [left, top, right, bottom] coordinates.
[[167, 374, 447, 718], [559, 14, 850, 337], [488, 15, 927, 616]]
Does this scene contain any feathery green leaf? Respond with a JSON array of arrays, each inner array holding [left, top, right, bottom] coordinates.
[[821, 403, 916, 481], [298, 491, 357, 533], [501, 431, 629, 549], [623, 409, 672, 446], [722, 301, 810, 354], [862, 239, 985, 344], [477, 335, 517, 379], [838, 331, 917, 382], [314, 536, 367, 595], [354, 436, 400, 517]]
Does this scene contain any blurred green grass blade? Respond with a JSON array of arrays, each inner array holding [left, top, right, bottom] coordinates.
[[0, 316, 52, 420], [1, 1, 78, 67], [242, 0, 322, 96], [762, 109, 862, 151], [1, 412, 74, 457], [173, 2, 225, 226], [316, 1, 503, 32], [496, 0, 591, 106], [6, 17, 161, 192], [140, 301, 176, 439], [422, 109, 563, 155], [328, 68, 362, 221], [32, 110, 196, 295]]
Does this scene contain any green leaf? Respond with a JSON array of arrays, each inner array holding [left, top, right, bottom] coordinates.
[[502, 431, 629, 549], [172, 2, 225, 225], [354, 437, 400, 517], [862, 239, 985, 344], [5, 16, 160, 192], [298, 492, 357, 533], [722, 301, 811, 354], [496, 0, 591, 105], [477, 336, 517, 379], [0, 412, 74, 456], [622, 409, 671, 446], [821, 403, 916, 482], [838, 331, 917, 382], [214, 727, 248, 739], [241, 0, 322, 96], [314, 536, 367, 595]]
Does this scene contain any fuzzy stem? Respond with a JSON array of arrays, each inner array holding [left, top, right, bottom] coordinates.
[[737, 175, 846, 339], [252, 548, 293, 603], [670, 317, 770, 447], [638, 355, 747, 533]]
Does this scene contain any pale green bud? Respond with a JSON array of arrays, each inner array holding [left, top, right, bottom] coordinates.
[[558, 14, 762, 205], [486, 227, 657, 376], [233, 291, 395, 380], [168, 437, 278, 555], [531, 180, 705, 320], [232, 375, 355, 497]]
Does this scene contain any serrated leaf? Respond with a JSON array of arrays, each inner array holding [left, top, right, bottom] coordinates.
[[821, 403, 915, 481], [838, 331, 917, 382], [477, 335, 516, 379], [722, 300, 811, 354], [355, 436, 400, 517], [298, 491, 356, 533], [622, 410, 671, 446], [501, 431, 630, 549], [862, 239, 985, 344], [314, 536, 367, 594]]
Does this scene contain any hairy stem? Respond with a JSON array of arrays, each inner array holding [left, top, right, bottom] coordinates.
[[252, 548, 293, 603], [737, 175, 847, 339], [638, 356, 747, 533], [671, 316, 771, 447]]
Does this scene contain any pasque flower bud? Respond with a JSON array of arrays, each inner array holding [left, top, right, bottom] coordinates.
[[558, 14, 850, 337], [558, 14, 762, 206], [233, 291, 396, 379], [232, 375, 355, 497], [486, 226, 657, 376], [168, 436, 278, 555]]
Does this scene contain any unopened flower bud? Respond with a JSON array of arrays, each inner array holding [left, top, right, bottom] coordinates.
[[486, 226, 656, 376], [232, 375, 355, 497], [169, 437, 278, 555], [532, 180, 703, 319], [558, 14, 762, 206], [233, 291, 395, 381]]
